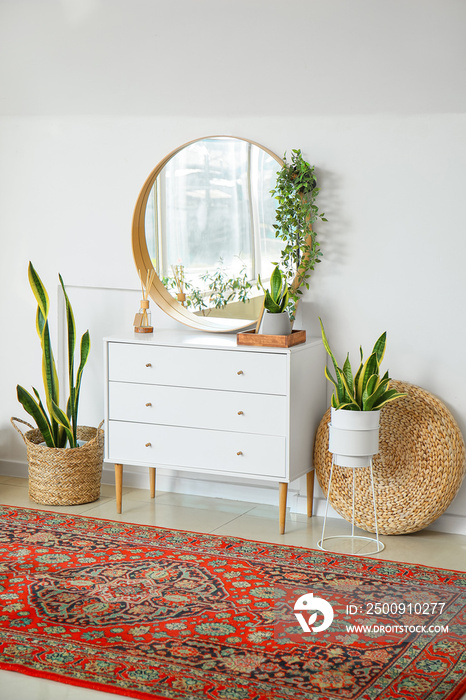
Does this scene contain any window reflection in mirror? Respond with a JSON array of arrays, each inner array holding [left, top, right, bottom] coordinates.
[[144, 137, 281, 318]]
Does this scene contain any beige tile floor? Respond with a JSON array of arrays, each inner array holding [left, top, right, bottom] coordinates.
[[1, 475, 465, 700]]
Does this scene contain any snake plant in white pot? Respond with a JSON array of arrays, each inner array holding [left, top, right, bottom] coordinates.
[[257, 265, 292, 335], [319, 318, 406, 466]]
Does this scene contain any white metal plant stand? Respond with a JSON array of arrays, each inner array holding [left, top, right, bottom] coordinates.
[[317, 408, 385, 556], [317, 455, 384, 556]]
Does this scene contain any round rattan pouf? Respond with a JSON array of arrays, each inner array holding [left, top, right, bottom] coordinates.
[[313, 381, 465, 535]]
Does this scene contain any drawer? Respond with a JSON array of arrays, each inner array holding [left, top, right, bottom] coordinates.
[[108, 382, 288, 436], [107, 343, 287, 395], [107, 421, 287, 479]]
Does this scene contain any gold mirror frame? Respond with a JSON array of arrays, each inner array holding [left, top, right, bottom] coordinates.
[[132, 135, 283, 333]]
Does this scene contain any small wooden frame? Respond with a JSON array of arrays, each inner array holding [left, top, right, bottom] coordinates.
[[237, 329, 306, 348]]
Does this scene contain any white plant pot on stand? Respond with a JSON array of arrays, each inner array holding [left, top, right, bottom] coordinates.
[[317, 407, 385, 556]]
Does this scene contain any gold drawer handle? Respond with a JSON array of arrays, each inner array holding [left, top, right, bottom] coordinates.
[[237, 370, 244, 375], [237, 410, 244, 415], [145, 402, 152, 407], [145, 442, 152, 448], [146, 363, 152, 367], [237, 451, 243, 456]]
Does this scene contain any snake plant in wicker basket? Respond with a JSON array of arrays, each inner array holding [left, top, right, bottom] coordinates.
[[319, 318, 406, 411], [16, 262, 90, 448]]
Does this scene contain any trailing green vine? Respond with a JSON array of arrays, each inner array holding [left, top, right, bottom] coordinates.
[[270, 149, 327, 319]]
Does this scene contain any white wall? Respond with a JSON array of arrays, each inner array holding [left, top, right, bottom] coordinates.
[[1, 1, 465, 533]]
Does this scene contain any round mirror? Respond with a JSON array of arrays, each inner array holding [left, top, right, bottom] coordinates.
[[132, 136, 283, 332]]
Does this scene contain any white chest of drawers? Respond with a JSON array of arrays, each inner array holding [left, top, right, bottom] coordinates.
[[104, 330, 326, 533]]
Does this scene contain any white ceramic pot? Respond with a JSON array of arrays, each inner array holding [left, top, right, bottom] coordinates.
[[260, 310, 292, 336], [328, 407, 380, 467], [39, 438, 87, 448]]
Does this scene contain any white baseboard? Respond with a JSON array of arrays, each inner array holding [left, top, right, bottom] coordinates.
[[295, 493, 341, 518], [294, 494, 466, 536], [100, 464, 295, 508], [0, 458, 297, 509], [0, 459, 28, 479], [2, 459, 465, 536], [423, 512, 466, 536]]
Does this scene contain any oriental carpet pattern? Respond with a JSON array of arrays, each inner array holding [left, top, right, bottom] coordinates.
[[0, 505, 465, 700]]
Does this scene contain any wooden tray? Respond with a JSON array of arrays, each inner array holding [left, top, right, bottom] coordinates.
[[237, 329, 306, 348]]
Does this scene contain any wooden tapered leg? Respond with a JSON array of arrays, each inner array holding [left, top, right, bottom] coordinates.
[[115, 463, 123, 514], [279, 482, 288, 535], [307, 470, 315, 517], [149, 467, 156, 499]]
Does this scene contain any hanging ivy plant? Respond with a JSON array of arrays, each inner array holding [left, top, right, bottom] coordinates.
[[270, 149, 327, 319]]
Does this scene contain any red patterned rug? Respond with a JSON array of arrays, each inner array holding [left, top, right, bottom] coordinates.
[[0, 505, 465, 700]]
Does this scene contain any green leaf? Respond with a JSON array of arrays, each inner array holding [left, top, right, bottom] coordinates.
[[366, 373, 379, 397], [319, 318, 345, 402], [362, 373, 380, 409], [325, 365, 343, 403], [36, 305, 45, 340], [342, 353, 354, 394], [32, 387, 54, 438], [372, 332, 386, 365], [263, 291, 281, 313], [353, 356, 364, 394], [74, 329, 90, 412], [40, 319, 60, 443], [28, 262, 49, 321], [363, 377, 391, 411], [59, 275, 76, 376], [16, 385, 55, 447], [51, 401, 75, 447], [337, 402, 360, 411], [336, 367, 359, 409], [270, 266, 282, 301], [372, 388, 407, 410], [356, 351, 379, 406], [278, 286, 289, 312]]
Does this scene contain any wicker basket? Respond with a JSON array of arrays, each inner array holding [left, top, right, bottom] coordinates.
[[11, 417, 104, 506], [313, 381, 466, 535]]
